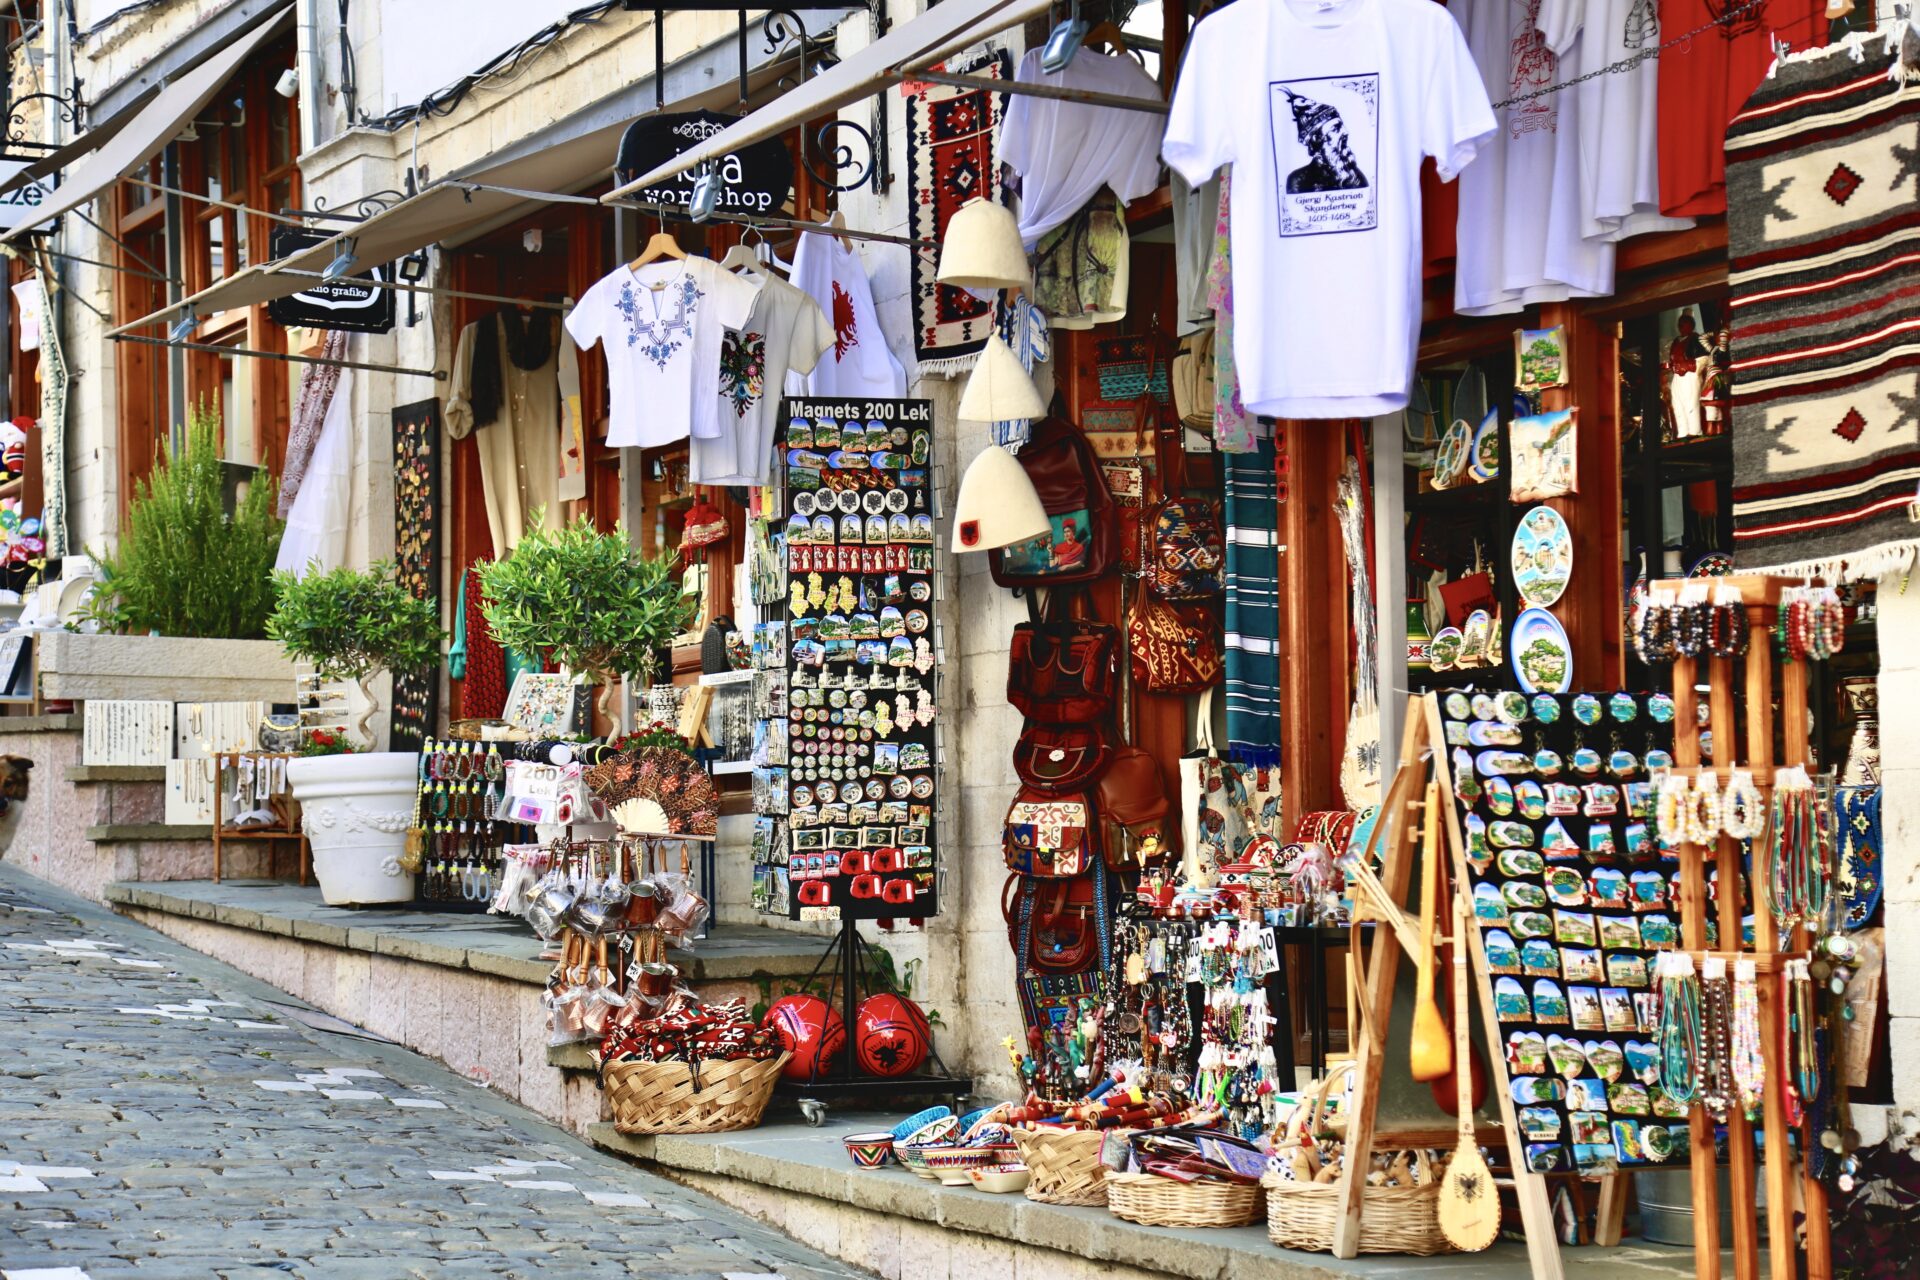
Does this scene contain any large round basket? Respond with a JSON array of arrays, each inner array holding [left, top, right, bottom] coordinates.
[[1107, 1171, 1263, 1229], [1260, 1174, 1455, 1255], [603, 1053, 788, 1135], [1012, 1127, 1122, 1206]]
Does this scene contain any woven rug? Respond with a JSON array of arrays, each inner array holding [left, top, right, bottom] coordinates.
[[1727, 39, 1920, 581], [1224, 433, 1282, 767], [905, 46, 1008, 374]]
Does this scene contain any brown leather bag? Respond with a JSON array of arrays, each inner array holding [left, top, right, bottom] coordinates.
[[1097, 746, 1177, 868]]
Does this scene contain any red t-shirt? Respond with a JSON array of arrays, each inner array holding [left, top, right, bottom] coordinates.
[[1657, 0, 1827, 218]]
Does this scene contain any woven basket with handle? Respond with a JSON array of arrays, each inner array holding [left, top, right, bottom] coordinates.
[[1107, 1171, 1263, 1228], [1013, 1127, 1124, 1206], [602, 1052, 788, 1135], [1262, 1066, 1455, 1255]]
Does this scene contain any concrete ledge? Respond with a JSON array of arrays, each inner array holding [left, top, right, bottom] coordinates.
[[66, 764, 165, 783], [86, 823, 212, 843], [0, 713, 82, 733], [548, 1043, 597, 1071], [587, 1115, 1702, 1280], [104, 879, 826, 987], [37, 632, 296, 702]]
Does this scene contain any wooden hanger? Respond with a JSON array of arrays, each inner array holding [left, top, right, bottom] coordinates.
[[1082, 20, 1126, 52], [628, 229, 687, 279], [824, 208, 850, 250], [718, 231, 771, 280]]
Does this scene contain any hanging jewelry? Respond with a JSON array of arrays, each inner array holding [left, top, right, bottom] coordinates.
[[1656, 951, 1703, 1106], [1731, 957, 1764, 1118], [1722, 770, 1764, 841], [1700, 956, 1734, 1122], [1687, 770, 1723, 848]]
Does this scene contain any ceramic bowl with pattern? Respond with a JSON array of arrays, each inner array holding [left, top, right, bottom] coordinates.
[[842, 1131, 895, 1168]]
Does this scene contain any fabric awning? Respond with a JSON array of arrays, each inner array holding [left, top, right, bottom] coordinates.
[[3, 9, 293, 240], [604, 0, 1052, 201]]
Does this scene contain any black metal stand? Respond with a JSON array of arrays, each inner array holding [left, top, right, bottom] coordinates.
[[773, 920, 971, 1122]]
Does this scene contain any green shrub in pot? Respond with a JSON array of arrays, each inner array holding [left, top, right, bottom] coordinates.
[[267, 562, 442, 749], [477, 514, 694, 721]]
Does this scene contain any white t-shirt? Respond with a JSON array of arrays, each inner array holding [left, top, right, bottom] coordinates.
[[1537, 0, 1694, 243], [566, 257, 756, 449], [1001, 47, 1167, 248], [1452, 0, 1613, 317], [1162, 0, 1495, 419], [695, 273, 834, 486], [790, 232, 907, 400]]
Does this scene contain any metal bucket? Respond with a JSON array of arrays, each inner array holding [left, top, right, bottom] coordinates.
[[1637, 1167, 1769, 1247]]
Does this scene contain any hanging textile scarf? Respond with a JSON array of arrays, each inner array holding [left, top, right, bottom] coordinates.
[[1205, 171, 1258, 454], [279, 329, 348, 517], [469, 309, 555, 431], [450, 566, 508, 721], [1224, 434, 1282, 766]]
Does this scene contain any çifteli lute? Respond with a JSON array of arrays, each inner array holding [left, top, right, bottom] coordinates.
[[1438, 887, 1500, 1251], [1407, 779, 1452, 1083]]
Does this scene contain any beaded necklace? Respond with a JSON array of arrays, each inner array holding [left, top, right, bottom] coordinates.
[[1730, 957, 1765, 1118], [1700, 956, 1734, 1122], [1656, 952, 1704, 1105]]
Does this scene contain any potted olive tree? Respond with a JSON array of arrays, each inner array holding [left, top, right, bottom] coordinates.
[[269, 563, 442, 906], [478, 516, 693, 726]]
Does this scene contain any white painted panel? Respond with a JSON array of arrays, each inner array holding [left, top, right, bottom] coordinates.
[[377, 0, 587, 111]]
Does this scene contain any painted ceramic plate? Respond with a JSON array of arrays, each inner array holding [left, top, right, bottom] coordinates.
[[1430, 627, 1464, 670], [1511, 607, 1573, 694], [1433, 418, 1472, 490], [1687, 551, 1734, 578], [1512, 505, 1573, 609], [1469, 408, 1502, 483]]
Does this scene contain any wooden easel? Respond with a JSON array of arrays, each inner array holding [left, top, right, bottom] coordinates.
[[1660, 574, 1830, 1280], [1331, 707, 1568, 1276]]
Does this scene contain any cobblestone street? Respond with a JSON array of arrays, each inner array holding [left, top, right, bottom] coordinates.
[[0, 866, 868, 1280]]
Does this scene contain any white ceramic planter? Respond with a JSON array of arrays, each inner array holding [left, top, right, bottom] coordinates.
[[287, 752, 418, 906]]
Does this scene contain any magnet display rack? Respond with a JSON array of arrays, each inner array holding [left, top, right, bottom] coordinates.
[[1659, 574, 1829, 1280], [1339, 706, 1571, 1277]]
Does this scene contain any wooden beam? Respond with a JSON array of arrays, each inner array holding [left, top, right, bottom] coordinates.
[[1711, 653, 1763, 1280], [1280, 422, 1348, 833], [1671, 653, 1724, 1280]]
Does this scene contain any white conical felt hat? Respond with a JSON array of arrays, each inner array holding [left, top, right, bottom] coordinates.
[[951, 444, 1050, 552], [957, 335, 1046, 422], [937, 197, 1031, 292]]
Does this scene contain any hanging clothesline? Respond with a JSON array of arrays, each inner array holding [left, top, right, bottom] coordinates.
[[607, 198, 938, 251], [109, 331, 445, 380]]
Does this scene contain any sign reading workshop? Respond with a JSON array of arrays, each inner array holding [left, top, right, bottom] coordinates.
[[614, 110, 793, 216], [265, 226, 396, 334], [0, 160, 55, 233]]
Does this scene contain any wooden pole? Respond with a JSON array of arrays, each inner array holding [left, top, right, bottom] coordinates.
[[1778, 655, 1832, 1280], [1671, 652, 1724, 1280], [1710, 652, 1762, 1280]]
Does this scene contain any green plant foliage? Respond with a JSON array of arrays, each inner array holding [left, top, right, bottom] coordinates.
[[477, 514, 694, 687], [81, 406, 283, 638], [266, 561, 443, 683]]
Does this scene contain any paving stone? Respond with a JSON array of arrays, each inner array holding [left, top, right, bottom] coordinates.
[[0, 869, 868, 1280]]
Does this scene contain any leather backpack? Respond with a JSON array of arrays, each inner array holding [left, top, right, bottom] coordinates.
[[1097, 745, 1177, 868], [1004, 870, 1108, 975], [1007, 592, 1119, 724], [1003, 788, 1099, 877], [1013, 723, 1113, 795], [989, 415, 1116, 588], [1147, 498, 1225, 600]]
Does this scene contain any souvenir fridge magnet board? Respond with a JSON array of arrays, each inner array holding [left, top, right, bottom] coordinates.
[[1515, 325, 1568, 393], [1512, 506, 1572, 609], [1511, 608, 1573, 694]]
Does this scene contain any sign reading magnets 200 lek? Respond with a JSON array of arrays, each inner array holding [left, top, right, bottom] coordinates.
[[780, 396, 938, 921]]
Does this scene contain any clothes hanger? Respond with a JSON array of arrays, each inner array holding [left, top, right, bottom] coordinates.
[[1081, 19, 1126, 52], [718, 236, 769, 280], [628, 218, 688, 281]]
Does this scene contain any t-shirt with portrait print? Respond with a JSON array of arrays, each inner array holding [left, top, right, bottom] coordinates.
[[566, 257, 757, 450], [1162, 0, 1494, 419], [695, 272, 834, 486]]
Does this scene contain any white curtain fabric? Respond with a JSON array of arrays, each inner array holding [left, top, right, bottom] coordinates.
[[274, 367, 353, 577]]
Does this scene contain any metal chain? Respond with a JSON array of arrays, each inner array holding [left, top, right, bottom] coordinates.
[[1490, 0, 1775, 109]]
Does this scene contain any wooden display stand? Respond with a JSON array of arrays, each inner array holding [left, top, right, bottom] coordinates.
[[1332, 709, 1569, 1277], [211, 751, 309, 885], [1660, 574, 1829, 1280]]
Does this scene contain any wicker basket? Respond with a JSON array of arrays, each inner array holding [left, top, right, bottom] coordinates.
[[1262, 1066, 1455, 1255], [602, 1053, 788, 1135], [1261, 1174, 1454, 1255], [1013, 1127, 1123, 1206], [1107, 1171, 1264, 1228]]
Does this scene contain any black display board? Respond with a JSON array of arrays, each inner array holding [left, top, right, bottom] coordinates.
[[266, 227, 395, 334], [614, 110, 794, 217], [388, 398, 441, 752], [778, 396, 938, 920], [1439, 687, 1688, 1177]]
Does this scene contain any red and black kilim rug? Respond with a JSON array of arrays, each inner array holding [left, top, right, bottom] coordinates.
[[905, 46, 1009, 373], [1727, 40, 1920, 579]]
